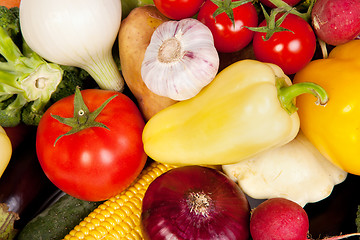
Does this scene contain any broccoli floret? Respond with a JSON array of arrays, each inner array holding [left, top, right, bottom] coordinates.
[[0, 6, 19, 38], [0, 6, 63, 127], [50, 66, 91, 103]]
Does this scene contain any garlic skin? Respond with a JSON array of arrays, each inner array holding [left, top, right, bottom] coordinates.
[[141, 18, 219, 101]]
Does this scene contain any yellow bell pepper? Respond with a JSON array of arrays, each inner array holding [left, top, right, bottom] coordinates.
[[293, 40, 360, 176], [143, 59, 328, 166], [0, 126, 12, 178]]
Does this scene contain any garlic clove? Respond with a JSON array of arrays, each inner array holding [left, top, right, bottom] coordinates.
[[141, 18, 219, 101]]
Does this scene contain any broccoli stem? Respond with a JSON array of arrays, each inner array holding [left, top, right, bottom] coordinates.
[[0, 26, 63, 127]]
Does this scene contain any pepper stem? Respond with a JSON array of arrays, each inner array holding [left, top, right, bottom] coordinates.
[[51, 87, 117, 146], [276, 77, 329, 115]]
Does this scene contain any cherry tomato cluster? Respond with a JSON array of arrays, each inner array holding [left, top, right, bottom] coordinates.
[[153, 0, 317, 75]]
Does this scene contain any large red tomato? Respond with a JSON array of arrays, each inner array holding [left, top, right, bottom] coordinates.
[[197, 0, 258, 53], [36, 88, 147, 201]]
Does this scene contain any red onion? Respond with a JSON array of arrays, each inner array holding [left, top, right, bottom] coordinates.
[[141, 166, 250, 240]]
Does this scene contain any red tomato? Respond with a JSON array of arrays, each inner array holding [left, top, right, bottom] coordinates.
[[259, 0, 301, 8], [252, 13, 316, 75], [154, 0, 205, 20], [197, 0, 258, 53], [36, 89, 147, 201]]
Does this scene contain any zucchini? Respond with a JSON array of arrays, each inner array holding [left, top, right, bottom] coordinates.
[[17, 193, 103, 240]]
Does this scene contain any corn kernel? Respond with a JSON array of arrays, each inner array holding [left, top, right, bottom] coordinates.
[[101, 219, 114, 231], [95, 213, 106, 222], [84, 222, 95, 231], [88, 229, 102, 239], [62, 162, 174, 240], [84, 235, 97, 240]]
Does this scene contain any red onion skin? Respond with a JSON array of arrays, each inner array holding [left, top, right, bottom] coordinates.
[[141, 166, 251, 240]]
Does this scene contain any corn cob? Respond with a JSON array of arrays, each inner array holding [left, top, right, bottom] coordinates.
[[63, 161, 174, 240]]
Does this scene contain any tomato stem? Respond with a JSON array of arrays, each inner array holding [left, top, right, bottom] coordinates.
[[276, 77, 329, 115], [266, 0, 314, 22], [51, 87, 117, 146], [210, 0, 252, 27], [246, 6, 294, 41]]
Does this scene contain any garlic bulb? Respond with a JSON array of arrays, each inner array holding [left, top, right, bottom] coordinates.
[[141, 18, 219, 101]]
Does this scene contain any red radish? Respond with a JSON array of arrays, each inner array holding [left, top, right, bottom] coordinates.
[[250, 198, 360, 240], [311, 0, 360, 46], [250, 198, 309, 240]]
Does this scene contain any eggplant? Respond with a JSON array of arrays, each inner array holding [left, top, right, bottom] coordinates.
[[0, 127, 61, 232]]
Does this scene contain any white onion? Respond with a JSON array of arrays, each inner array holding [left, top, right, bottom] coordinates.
[[19, 0, 124, 91]]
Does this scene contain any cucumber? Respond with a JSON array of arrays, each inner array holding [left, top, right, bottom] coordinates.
[[16, 193, 103, 240]]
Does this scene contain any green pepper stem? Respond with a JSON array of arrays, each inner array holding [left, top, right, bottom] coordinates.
[[277, 78, 329, 115]]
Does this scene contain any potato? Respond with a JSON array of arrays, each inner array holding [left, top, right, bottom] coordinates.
[[118, 5, 177, 121]]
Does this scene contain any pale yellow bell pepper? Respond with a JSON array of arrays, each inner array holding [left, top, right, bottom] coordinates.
[[0, 126, 12, 178], [142, 59, 328, 166]]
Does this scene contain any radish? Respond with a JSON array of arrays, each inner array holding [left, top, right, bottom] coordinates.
[[250, 198, 360, 240], [311, 0, 360, 46], [250, 197, 360, 240], [250, 198, 309, 240]]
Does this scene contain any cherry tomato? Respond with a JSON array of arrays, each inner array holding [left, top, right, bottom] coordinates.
[[259, 0, 301, 8], [36, 89, 147, 201], [153, 0, 205, 20], [197, 0, 258, 53], [252, 13, 316, 75]]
